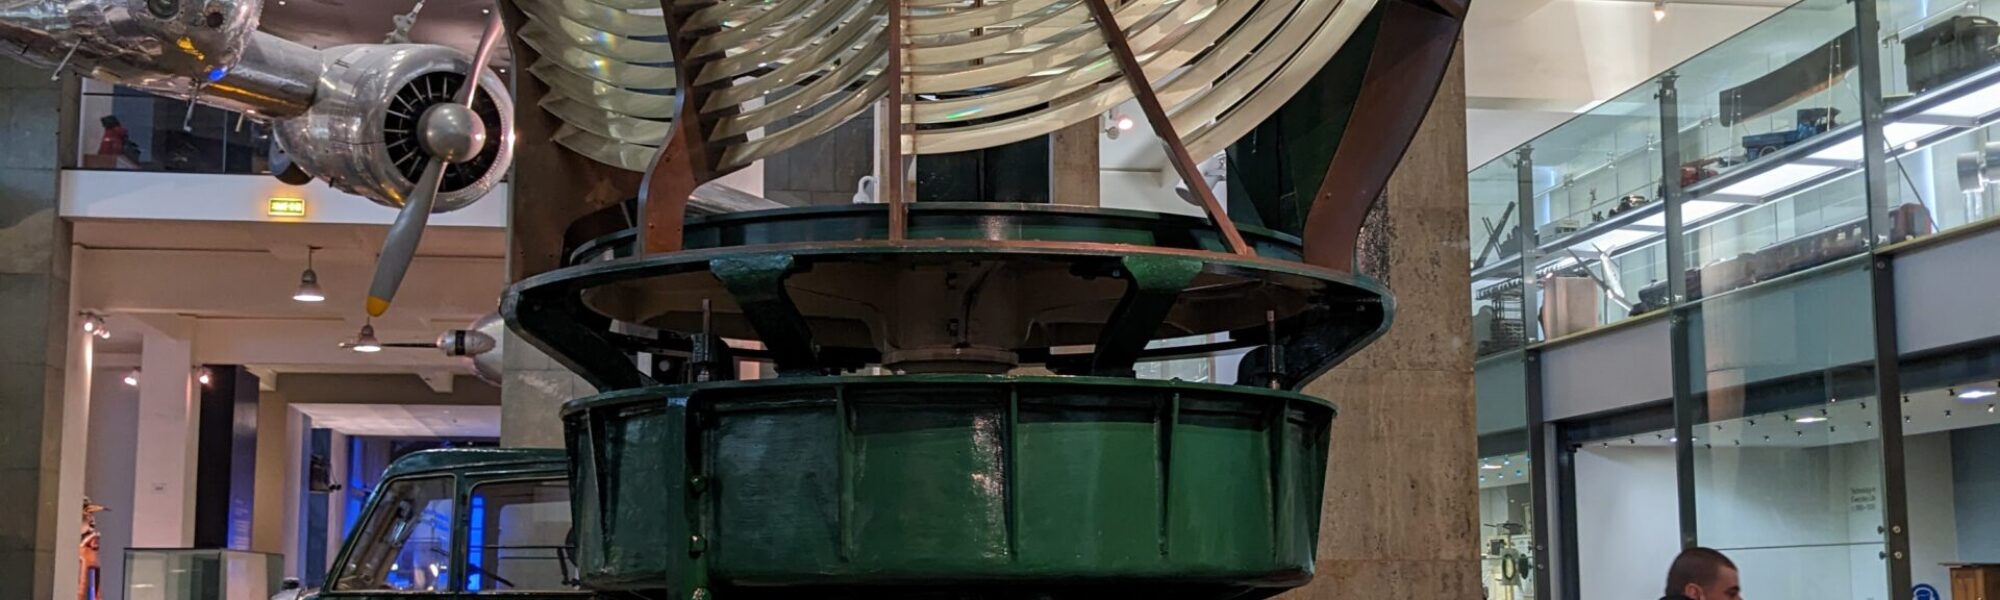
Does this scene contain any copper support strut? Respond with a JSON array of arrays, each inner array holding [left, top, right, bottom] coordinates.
[[883, 0, 910, 241], [1081, 0, 1252, 256]]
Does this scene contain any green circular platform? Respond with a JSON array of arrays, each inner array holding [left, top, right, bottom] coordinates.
[[562, 375, 1333, 599]]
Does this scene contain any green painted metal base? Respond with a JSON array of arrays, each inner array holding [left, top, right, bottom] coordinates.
[[563, 375, 1332, 599]]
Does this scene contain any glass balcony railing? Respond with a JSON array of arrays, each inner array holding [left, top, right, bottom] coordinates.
[[78, 80, 281, 176], [1469, 0, 2000, 357]]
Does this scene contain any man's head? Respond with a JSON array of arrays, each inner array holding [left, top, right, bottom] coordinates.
[[100, 115, 121, 128], [1666, 547, 1740, 599]]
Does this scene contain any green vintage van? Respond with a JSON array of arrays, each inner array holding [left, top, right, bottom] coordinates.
[[302, 448, 593, 600]]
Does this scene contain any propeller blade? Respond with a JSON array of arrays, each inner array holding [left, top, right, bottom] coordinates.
[[366, 157, 445, 316], [456, 12, 506, 107], [365, 12, 504, 318]]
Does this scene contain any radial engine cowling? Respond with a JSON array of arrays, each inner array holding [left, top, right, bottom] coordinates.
[[273, 44, 513, 213]]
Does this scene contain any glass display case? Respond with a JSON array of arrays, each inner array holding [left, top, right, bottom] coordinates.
[[124, 548, 283, 600], [1468, 80, 1668, 349], [1471, 158, 1527, 356]]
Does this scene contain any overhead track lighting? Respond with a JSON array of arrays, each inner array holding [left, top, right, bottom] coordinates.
[[351, 323, 383, 353], [1653, 0, 1666, 21], [294, 246, 326, 303], [124, 369, 140, 387], [80, 313, 109, 338], [196, 368, 212, 386]]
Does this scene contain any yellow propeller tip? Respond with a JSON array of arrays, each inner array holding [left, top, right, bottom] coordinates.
[[366, 296, 390, 317]]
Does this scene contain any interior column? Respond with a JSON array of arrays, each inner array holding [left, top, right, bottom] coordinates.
[[1292, 45, 1480, 597], [0, 61, 82, 600], [131, 317, 200, 548]]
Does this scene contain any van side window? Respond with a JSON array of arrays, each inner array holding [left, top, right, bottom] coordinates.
[[466, 478, 576, 591], [331, 476, 455, 591]]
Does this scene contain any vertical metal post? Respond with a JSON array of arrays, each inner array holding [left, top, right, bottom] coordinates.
[[1855, 0, 1911, 595], [1526, 349, 1553, 600], [1655, 72, 1700, 550], [1513, 146, 1538, 344], [1658, 72, 1688, 305], [884, 0, 909, 241], [1555, 428, 1581, 600]]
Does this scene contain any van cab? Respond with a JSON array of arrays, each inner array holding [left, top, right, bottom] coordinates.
[[303, 448, 589, 599]]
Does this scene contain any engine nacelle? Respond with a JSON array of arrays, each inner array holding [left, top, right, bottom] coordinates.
[[273, 44, 514, 213]]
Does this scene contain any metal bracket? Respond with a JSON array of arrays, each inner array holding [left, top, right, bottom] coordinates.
[[711, 254, 822, 376], [1087, 255, 1203, 376]]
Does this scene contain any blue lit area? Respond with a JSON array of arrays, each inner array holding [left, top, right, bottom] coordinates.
[[467, 494, 486, 591]]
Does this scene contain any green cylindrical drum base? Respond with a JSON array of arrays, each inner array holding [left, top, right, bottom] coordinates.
[[563, 375, 1334, 599]]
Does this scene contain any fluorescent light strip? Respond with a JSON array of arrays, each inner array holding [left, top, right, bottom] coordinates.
[[1923, 81, 2000, 118], [1886, 122, 1948, 149], [1713, 164, 1835, 198]]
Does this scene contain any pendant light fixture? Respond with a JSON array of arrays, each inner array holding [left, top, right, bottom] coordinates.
[[124, 368, 140, 386], [352, 322, 383, 353], [1653, 0, 1667, 21], [293, 246, 326, 303]]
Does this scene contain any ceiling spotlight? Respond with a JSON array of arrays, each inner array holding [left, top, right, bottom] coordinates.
[[1103, 112, 1135, 139], [352, 323, 383, 353], [124, 369, 140, 387], [480, 7, 491, 14], [1795, 415, 1829, 424], [1652, 0, 1666, 21], [196, 368, 212, 386], [80, 313, 104, 333], [1958, 389, 1997, 400], [294, 246, 326, 303]]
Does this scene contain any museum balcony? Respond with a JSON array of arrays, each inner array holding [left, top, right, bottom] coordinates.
[[1471, 0, 2000, 596]]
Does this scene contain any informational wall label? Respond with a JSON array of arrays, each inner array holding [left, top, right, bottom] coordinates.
[[1850, 487, 1878, 512]]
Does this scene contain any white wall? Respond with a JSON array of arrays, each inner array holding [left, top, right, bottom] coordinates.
[[1100, 171, 1203, 217], [1906, 432, 1960, 597], [84, 367, 139, 598], [1575, 446, 1680, 599], [1463, 0, 1786, 166], [1694, 442, 1886, 599]]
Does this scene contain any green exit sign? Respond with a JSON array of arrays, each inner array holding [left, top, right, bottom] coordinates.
[[268, 197, 306, 217]]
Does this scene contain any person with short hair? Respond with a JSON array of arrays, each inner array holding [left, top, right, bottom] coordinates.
[[1663, 547, 1741, 600]]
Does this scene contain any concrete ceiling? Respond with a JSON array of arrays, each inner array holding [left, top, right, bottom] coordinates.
[[292, 403, 501, 437], [75, 219, 507, 383]]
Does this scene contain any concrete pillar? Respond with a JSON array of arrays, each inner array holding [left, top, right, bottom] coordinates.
[[1291, 46, 1480, 596], [0, 60, 81, 600], [1050, 120, 1100, 207], [499, 337, 591, 447], [250, 390, 291, 555], [131, 317, 199, 548]]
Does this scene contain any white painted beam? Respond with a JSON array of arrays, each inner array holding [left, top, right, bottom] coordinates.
[[60, 170, 508, 228]]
